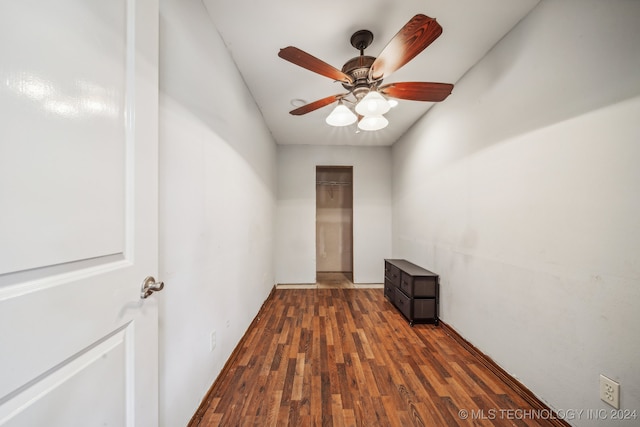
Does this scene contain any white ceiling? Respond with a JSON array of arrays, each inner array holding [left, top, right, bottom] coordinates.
[[202, 0, 539, 146]]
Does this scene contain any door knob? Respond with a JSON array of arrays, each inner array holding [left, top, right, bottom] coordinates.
[[140, 276, 164, 299]]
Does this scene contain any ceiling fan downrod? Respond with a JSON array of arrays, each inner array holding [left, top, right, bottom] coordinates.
[[350, 29, 373, 55], [341, 29, 378, 94]]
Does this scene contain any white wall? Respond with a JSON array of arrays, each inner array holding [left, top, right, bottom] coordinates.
[[392, 1, 640, 424], [158, 1, 276, 426], [276, 145, 391, 284]]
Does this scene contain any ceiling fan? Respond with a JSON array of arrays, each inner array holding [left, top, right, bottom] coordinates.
[[278, 14, 454, 130]]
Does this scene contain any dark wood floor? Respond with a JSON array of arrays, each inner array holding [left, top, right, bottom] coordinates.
[[190, 288, 556, 426]]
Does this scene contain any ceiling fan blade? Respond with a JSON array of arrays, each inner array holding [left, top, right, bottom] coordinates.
[[369, 14, 443, 81], [379, 82, 453, 102], [279, 47, 354, 85], [289, 94, 346, 115]]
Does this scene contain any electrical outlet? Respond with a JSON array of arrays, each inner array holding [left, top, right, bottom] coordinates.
[[600, 374, 620, 409], [210, 330, 216, 352]]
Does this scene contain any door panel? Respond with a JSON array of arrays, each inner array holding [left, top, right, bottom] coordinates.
[[0, 0, 159, 425], [0, 0, 128, 275], [2, 327, 129, 427]]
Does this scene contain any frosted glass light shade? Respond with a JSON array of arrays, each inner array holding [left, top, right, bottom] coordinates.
[[325, 104, 357, 126], [358, 115, 388, 131], [355, 91, 390, 116]]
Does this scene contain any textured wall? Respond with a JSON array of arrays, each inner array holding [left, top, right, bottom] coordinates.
[[392, 1, 640, 424], [158, 0, 276, 425], [276, 145, 391, 284]]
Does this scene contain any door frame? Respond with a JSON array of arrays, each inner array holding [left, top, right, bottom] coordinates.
[[315, 165, 354, 281]]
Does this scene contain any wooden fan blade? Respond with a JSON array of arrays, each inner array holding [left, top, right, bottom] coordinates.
[[369, 14, 443, 81], [379, 82, 453, 102], [279, 47, 354, 85], [289, 94, 346, 115]]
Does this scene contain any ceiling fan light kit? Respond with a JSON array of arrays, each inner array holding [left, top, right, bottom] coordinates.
[[355, 91, 391, 116], [358, 114, 389, 132], [325, 102, 358, 127], [278, 14, 454, 132]]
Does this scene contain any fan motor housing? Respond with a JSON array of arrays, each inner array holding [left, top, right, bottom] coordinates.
[[341, 55, 376, 91]]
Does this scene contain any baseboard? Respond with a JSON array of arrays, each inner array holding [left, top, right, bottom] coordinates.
[[439, 321, 571, 427]]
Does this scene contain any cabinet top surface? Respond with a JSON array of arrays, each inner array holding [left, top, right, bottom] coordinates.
[[385, 259, 438, 277]]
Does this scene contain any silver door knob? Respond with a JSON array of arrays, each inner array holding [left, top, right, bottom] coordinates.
[[140, 276, 164, 299]]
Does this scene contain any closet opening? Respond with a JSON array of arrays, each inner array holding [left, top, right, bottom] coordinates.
[[316, 166, 353, 285]]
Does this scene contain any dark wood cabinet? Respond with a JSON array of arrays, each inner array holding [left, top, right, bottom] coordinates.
[[384, 259, 439, 326]]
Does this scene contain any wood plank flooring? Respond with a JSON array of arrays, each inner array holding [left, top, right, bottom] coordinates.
[[190, 288, 558, 426]]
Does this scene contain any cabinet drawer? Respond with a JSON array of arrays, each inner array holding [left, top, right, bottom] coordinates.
[[413, 298, 436, 319], [384, 279, 396, 304], [400, 272, 437, 298], [385, 262, 401, 287], [394, 288, 411, 320]]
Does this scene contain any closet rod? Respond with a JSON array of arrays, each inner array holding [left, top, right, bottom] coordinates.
[[316, 180, 352, 186]]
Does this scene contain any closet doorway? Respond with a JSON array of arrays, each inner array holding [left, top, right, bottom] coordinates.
[[316, 166, 353, 284]]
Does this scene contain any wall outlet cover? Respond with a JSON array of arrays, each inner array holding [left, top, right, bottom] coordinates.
[[600, 374, 620, 409]]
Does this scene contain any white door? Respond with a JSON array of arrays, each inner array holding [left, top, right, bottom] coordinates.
[[0, 0, 159, 425]]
